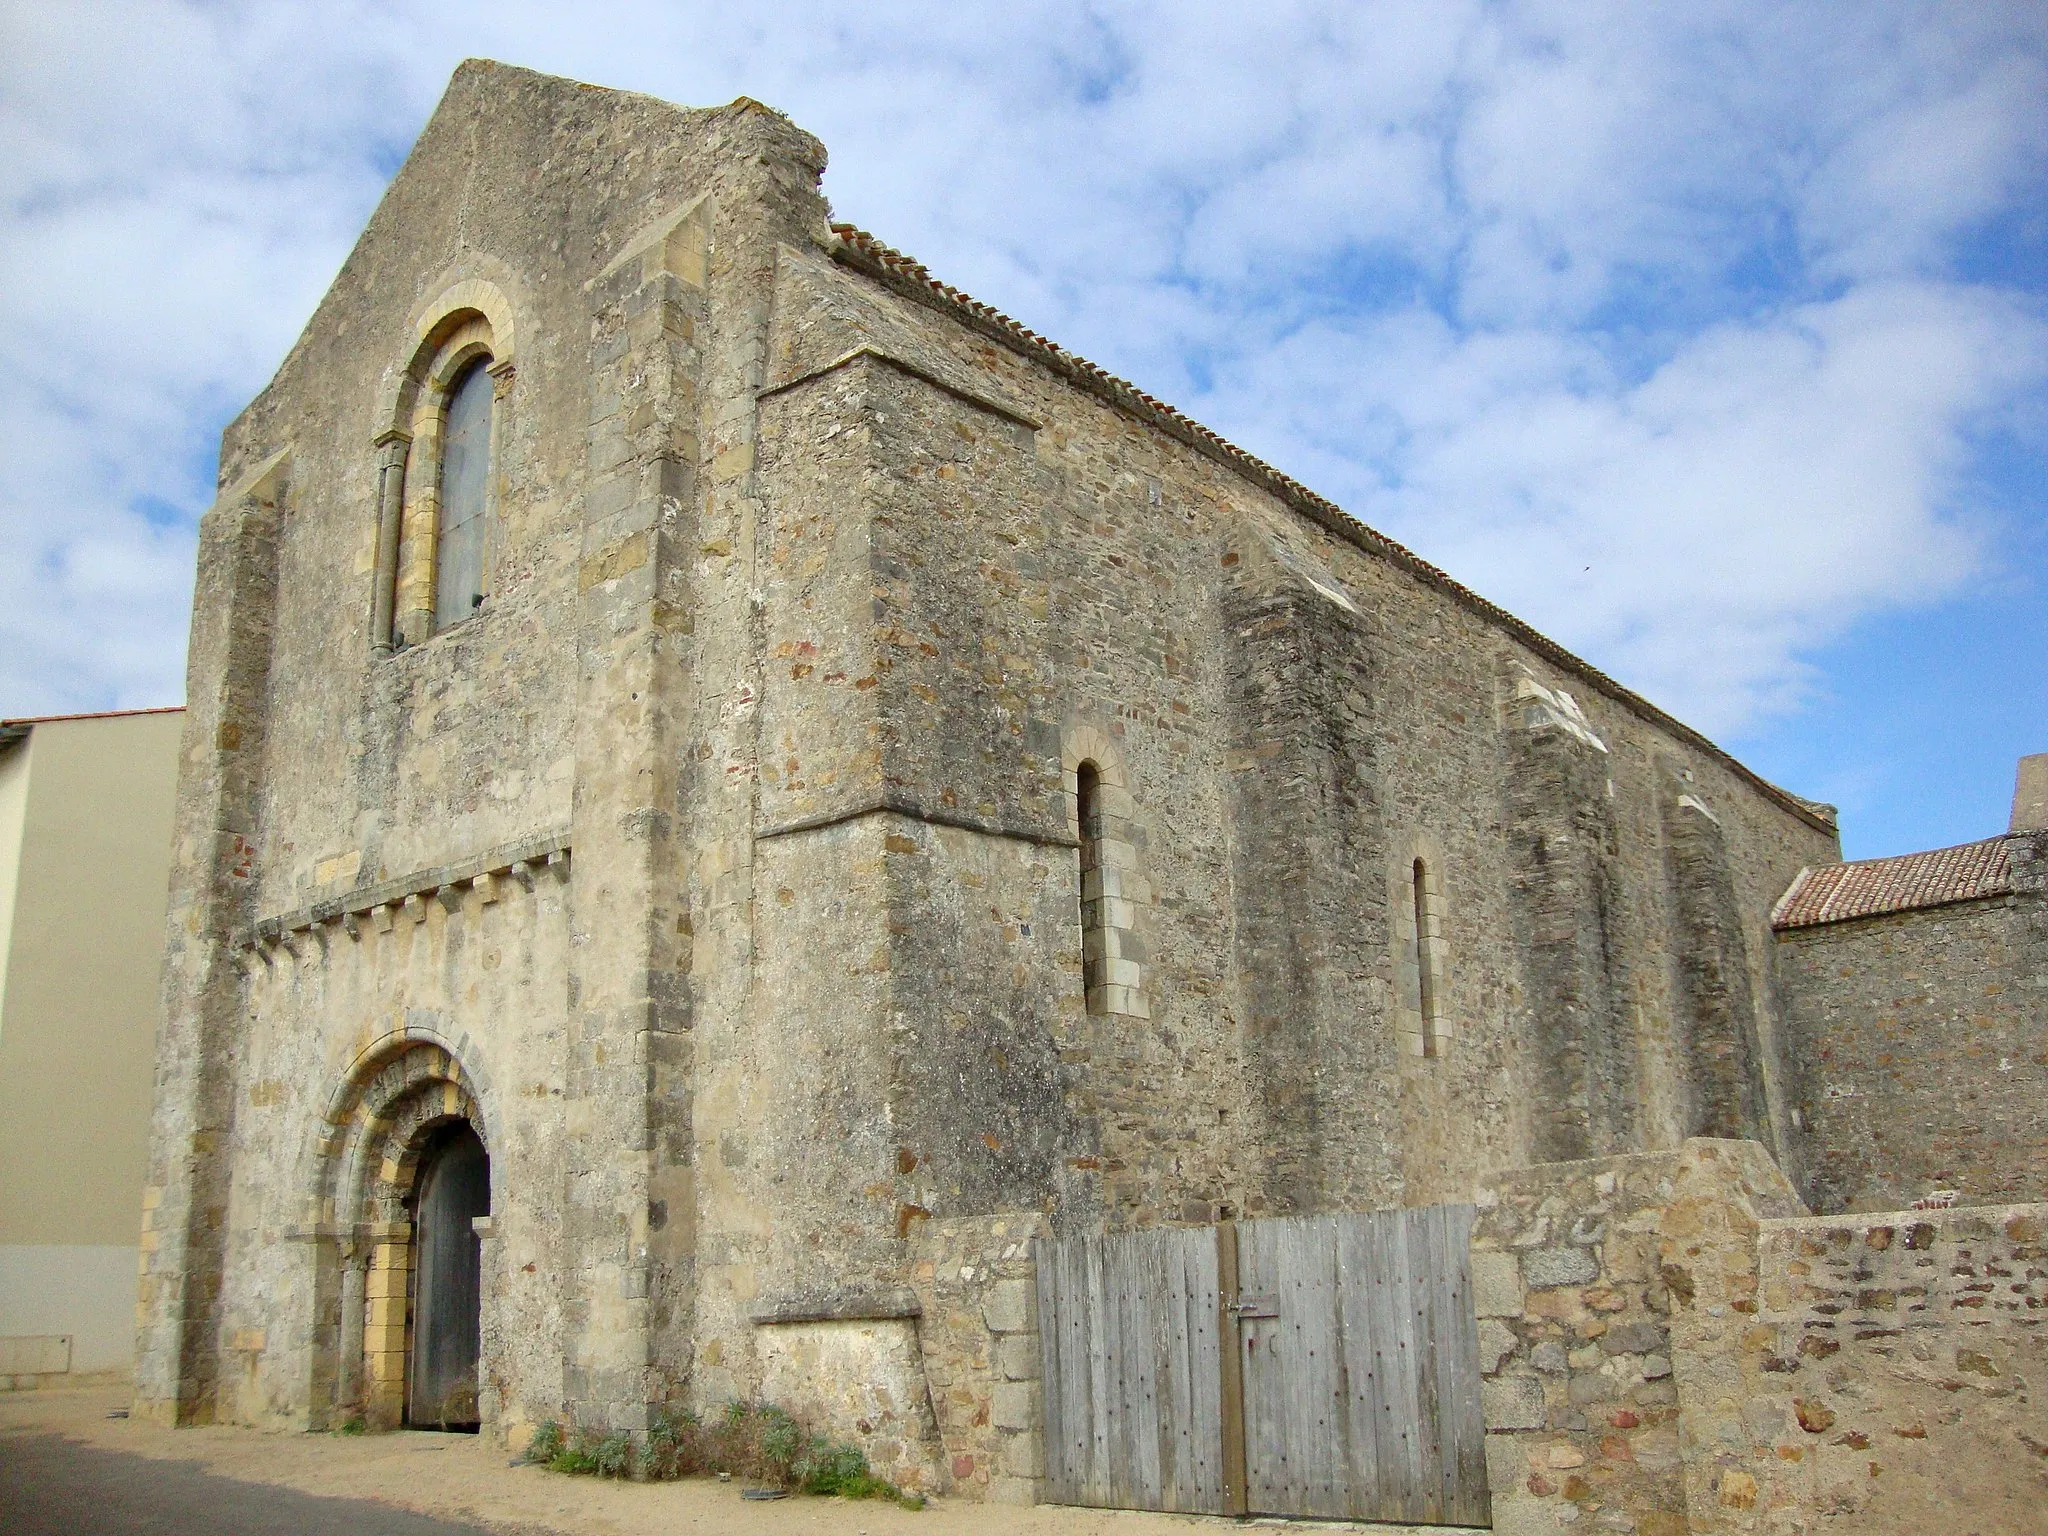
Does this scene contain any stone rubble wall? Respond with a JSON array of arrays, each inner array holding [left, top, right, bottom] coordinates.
[[1475, 1138, 1805, 1536], [1677, 1202, 2048, 1534], [1473, 1139, 2046, 1534], [904, 1213, 1047, 1504], [1772, 872, 2048, 1214]]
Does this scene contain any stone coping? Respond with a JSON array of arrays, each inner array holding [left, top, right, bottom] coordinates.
[[241, 829, 571, 947], [757, 797, 1077, 849], [748, 1287, 924, 1325], [1758, 1199, 2048, 1234], [758, 342, 1041, 433]]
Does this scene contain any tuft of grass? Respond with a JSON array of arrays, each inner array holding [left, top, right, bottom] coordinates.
[[334, 1416, 366, 1437]]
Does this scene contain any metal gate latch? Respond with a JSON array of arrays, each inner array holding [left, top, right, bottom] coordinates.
[[1227, 1295, 1278, 1319]]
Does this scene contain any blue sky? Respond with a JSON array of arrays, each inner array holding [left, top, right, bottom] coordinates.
[[2, 1, 2043, 858]]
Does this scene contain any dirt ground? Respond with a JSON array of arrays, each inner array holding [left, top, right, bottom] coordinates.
[[1, 1384, 1477, 1535]]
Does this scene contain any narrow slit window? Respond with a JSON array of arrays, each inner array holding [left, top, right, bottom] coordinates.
[[1412, 857, 1441, 1056], [434, 358, 493, 631], [1077, 761, 1104, 1013]]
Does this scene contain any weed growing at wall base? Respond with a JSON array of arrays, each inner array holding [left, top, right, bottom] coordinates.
[[526, 1401, 923, 1507]]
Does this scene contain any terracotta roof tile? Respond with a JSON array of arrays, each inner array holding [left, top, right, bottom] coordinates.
[[1772, 836, 2015, 930]]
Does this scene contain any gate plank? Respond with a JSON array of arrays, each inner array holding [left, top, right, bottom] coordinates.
[[1434, 1204, 1491, 1526], [1334, 1212, 1384, 1517], [1417, 1212, 1449, 1531]]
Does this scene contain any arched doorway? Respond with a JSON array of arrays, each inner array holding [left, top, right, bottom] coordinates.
[[311, 1036, 493, 1432], [406, 1120, 490, 1430]]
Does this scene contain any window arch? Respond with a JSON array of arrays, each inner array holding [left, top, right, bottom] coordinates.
[[1391, 839, 1449, 1058], [371, 287, 515, 653], [433, 357, 493, 630], [1076, 760, 1106, 1006], [1063, 727, 1149, 1021]]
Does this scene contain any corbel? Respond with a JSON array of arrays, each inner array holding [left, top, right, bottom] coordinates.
[[372, 903, 395, 934], [436, 884, 464, 914], [342, 911, 362, 940], [508, 860, 535, 892], [403, 894, 426, 925], [475, 871, 501, 906], [546, 849, 571, 881]]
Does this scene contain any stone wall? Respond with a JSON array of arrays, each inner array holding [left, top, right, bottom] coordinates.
[[1474, 1138, 1805, 1536], [1774, 852, 2048, 1213], [1678, 1203, 2048, 1534], [1473, 1139, 2046, 1534], [759, 231, 1842, 1245], [904, 1213, 1047, 1504]]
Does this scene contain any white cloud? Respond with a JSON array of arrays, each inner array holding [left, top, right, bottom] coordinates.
[[1, 0, 2044, 736], [1198, 280, 2044, 730]]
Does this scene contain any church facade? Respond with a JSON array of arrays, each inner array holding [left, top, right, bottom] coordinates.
[[134, 62, 2040, 1494]]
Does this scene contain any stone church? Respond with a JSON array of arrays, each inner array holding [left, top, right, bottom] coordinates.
[[136, 60, 2044, 1502]]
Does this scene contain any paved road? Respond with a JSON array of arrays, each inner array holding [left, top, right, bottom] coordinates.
[[0, 1430, 517, 1536]]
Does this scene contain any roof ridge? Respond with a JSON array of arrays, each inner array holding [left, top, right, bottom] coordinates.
[[826, 223, 1834, 836]]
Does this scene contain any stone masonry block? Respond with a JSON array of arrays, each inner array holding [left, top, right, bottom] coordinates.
[[1473, 1250, 1524, 1317], [983, 1278, 1034, 1334], [999, 1429, 1046, 1477], [996, 1333, 1041, 1381], [1477, 1317, 1518, 1375], [1480, 1373, 1546, 1432], [988, 1475, 1040, 1506], [1522, 1245, 1600, 1289], [992, 1380, 1040, 1431]]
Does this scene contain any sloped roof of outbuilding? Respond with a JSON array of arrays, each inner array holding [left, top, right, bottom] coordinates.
[[1772, 835, 2015, 930]]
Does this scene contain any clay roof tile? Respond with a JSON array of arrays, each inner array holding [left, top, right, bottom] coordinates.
[[1772, 836, 2015, 930]]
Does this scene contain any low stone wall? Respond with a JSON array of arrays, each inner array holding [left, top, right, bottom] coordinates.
[[904, 1211, 1047, 1503], [901, 1148, 2042, 1525], [1471, 1139, 2046, 1534], [1474, 1138, 1805, 1536], [1677, 1202, 2048, 1534]]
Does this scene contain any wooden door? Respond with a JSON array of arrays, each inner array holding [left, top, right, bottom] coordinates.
[[1036, 1225, 1229, 1513], [1236, 1205, 1490, 1525], [407, 1122, 489, 1429], [1036, 1203, 1489, 1525]]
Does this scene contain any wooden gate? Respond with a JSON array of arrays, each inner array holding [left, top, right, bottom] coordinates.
[[1037, 1206, 1490, 1526]]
